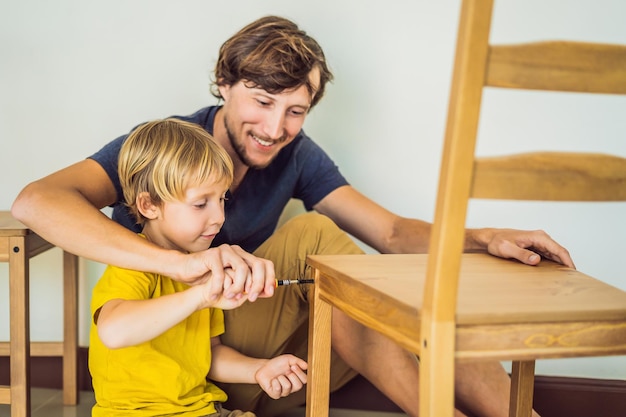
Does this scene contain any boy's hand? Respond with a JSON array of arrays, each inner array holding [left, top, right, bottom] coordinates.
[[255, 355, 308, 399], [182, 244, 276, 302], [198, 276, 249, 310]]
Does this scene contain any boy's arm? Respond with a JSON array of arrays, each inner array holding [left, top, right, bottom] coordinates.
[[95, 286, 204, 349], [208, 337, 307, 399], [95, 280, 254, 349]]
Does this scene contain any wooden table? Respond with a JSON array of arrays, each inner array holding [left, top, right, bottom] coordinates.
[[0, 211, 78, 417]]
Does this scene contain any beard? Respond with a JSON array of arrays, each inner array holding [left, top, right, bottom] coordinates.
[[223, 114, 284, 170]]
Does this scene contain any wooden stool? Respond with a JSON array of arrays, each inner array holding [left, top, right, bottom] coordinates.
[[0, 211, 78, 417]]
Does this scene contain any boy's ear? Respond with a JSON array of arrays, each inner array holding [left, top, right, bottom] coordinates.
[[136, 192, 159, 220]]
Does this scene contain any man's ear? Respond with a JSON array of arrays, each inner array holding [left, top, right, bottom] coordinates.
[[217, 82, 230, 101], [136, 192, 159, 220]]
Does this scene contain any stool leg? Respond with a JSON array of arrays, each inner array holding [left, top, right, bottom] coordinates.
[[62, 252, 78, 405], [9, 236, 30, 417]]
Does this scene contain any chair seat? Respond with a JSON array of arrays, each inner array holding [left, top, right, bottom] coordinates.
[[307, 253, 626, 360]]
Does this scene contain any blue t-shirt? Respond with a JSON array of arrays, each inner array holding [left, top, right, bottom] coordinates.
[[89, 106, 349, 252]]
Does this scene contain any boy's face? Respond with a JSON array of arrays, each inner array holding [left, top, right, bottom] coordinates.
[[142, 178, 229, 253], [217, 67, 320, 169]]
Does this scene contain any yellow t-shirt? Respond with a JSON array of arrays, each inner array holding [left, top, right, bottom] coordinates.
[[89, 263, 227, 416]]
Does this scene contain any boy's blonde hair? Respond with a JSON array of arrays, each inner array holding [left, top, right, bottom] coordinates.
[[118, 118, 234, 225]]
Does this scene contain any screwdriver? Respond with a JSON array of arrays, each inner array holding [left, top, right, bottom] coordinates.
[[275, 279, 315, 287]]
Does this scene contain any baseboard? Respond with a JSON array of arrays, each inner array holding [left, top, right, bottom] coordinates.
[[0, 347, 93, 392], [1, 348, 625, 417], [331, 372, 626, 417]]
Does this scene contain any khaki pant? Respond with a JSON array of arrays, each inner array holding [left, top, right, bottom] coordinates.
[[208, 403, 256, 416], [220, 213, 364, 417], [212, 412, 255, 417]]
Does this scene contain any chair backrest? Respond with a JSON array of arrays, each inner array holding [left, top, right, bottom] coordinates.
[[421, 0, 626, 371]]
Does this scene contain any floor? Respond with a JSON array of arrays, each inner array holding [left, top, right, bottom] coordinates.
[[0, 387, 407, 417]]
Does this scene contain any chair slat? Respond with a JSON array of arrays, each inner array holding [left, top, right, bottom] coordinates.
[[472, 152, 626, 201], [486, 41, 626, 94]]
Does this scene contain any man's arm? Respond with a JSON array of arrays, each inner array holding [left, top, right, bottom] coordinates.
[[11, 159, 273, 298], [314, 185, 574, 267], [313, 185, 432, 254], [12, 159, 185, 276]]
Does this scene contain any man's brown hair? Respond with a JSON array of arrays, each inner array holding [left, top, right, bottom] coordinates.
[[212, 16, 333, 109]]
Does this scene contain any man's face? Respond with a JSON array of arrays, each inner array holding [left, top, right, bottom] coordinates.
[[218, 68, 320, 169]]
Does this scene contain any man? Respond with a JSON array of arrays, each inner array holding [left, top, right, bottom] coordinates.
[[12, 15, 571, 417]]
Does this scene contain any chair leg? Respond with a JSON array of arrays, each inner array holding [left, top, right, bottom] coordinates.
[[509, 360, 535, 417], [419, 320, 456, 417], [305, 271, 332, 417]]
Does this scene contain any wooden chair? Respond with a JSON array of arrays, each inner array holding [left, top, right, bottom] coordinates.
[[304, 0, 626, 416], [0, 211, 79, 417]]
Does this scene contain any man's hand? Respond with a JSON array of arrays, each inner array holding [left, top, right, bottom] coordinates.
[[255, 355, 308, 399], [177, 244, 276, 302], [473, 228, 575, 268]]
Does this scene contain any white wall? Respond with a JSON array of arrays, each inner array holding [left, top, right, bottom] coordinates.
[[1, 0, 625, 380]]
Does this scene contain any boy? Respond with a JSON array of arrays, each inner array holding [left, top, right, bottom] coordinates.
[[89, 118, 307, 417]]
